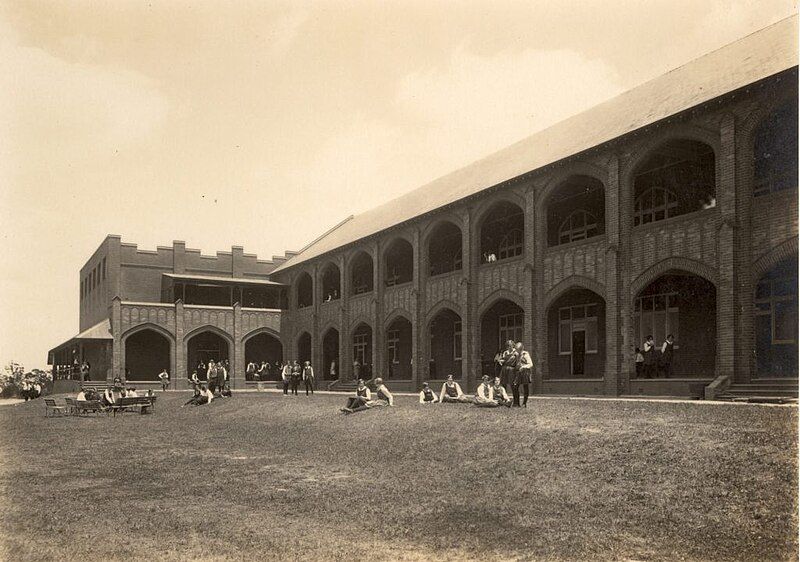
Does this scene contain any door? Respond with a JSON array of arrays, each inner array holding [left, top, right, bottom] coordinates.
[[572, 330, 586, 376]]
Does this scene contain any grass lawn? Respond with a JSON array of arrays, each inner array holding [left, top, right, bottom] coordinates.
[[0, 392, 796, 561]]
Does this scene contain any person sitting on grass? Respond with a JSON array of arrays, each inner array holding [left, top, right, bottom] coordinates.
[[340, 379, 371, 413], [220, 384, 232, 398], [439, 374, 470, 403], [345, 378, 393, 414], [101, 386, 115, 407], [418, 382, 439, 404], [182, 387, 203, 407], [491, 376, 512, 408], [473, 375, 499, 408]]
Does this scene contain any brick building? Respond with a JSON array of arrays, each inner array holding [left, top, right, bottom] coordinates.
[[48, 236, 292, 389], [269, 17, 799, 396]]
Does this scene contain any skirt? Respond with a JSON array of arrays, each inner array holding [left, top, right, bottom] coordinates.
[[514, 368, 532, 385]]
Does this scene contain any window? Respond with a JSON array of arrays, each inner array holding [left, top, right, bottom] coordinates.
[[453, 320, 462, 361], [754, 103, 798, 197], [634, 293, 679, 348], [386, 329, 400, 364], [558, 304, 599, 354], [559, 210, 599, 245], [353, 333, 369, 365], [498, 313, 524, 348], [634, 187, 679, 226], [498, 229, 523, 260], [756, 275, 798, 344]]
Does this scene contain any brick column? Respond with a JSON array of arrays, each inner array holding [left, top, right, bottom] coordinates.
[[618, 151, 635, 395], [311, 264, 322, 385], [465, 207, 480, 393], [338, 254, 349, 383], [532, 186, 547, 390], [372, 241, 382, 379], [716, 113, 737, 378], [111, 297, 122, 381], [523, 188, 536, 380], [233, 302, 244, 389], [604, 156, 622, 395], [460, 208, 473, 387], [735, 114, 755, 383], [411, 228, 422, 387], [175, 300, 187, 389]]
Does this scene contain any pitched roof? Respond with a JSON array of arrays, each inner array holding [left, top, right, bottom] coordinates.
[[273, 15, 798, 274]]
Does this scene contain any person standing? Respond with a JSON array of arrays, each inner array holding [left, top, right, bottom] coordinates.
[[302, 361, 315, 396], [280, 362, 291, 395], [197, 360, 206, 382], [217, 362, 227, 394], [353, 359, 361, 381], [290, 361, 302, 395], [206, 360, 218, 394], [246, 362, 256, 381], [158, 368, 170, 392], [499, 340, 518, 390], [642, 336, 656, 378], [330, 360, 337, 380], [660, 334, 675, 378], [634, 347, 645, 378], [512, 342, 533, 407]]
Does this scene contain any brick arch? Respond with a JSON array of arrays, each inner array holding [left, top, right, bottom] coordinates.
[[241, 326, 281, 344], [120, 321, 175, 343], [425, 299, 464, 329], [752, 237, 799, 283], [318, 322, 342, 339], [344, 246, 375, 269], [630, 257, 718, 297], [420, 213, 465, 244], [478, 288, 525, 318], [184, 324, 235, 347], [622, 124, 721, 185], [384, 307, 413, 329], [536, 161, 608, 208], [544, 276, 606, 310], [472, 192, 526, 228], [349, 316, 373, 335]]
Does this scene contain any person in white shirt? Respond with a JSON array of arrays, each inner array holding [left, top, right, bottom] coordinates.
[[76, 388, 87, 402], [126, 386, 138, 398], [158, 369, 170, 392], [642, 335, 656, 378], [439, 374, 470, 403], [473, 376, 498, 407], [102, 386, 115, 407], [200, 385, 213, 404], [512, 342, 533, 407], [281, 362, 291, 396], [418, 382, 439, 404], [188, 370, 200, 390]]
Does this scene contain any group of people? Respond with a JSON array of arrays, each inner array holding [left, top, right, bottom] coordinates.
[[189, 359, 230, 394], [19, 379, 43, 401], [53, 360, 91, 381], [77, 383, 150, 406], [244, 361, 283, 381], [280, 361, 315, 396], [182, 383, 232, 407], [635, 334, 675, 378]]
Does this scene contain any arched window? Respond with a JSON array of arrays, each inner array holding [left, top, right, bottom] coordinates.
[[754, 102, 798, 196], [498, 229, 523, 260], [350, 252, 374, 296], [558, 210, 599, 245], [428, 222, 463, 277], [296, 273, 313, 309], [634, 187, 678, 227]]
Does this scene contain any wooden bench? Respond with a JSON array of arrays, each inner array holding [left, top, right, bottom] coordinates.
[[43, 398, 69, 417], [111, 396, 156, 416], [74, 400, 107, 416]]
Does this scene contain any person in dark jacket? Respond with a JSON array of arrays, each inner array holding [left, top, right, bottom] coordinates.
[[659, 334, 675, 378]]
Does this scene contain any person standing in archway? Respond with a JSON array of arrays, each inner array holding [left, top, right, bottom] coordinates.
[[158, 368, 170, 392], [660, 334, 675, 378], [642, 336, 656, 378], [499, 340, 518, 391]]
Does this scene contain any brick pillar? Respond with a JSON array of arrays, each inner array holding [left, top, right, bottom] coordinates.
[[372, 241, 382, 379], [173, 241, 186, 274], [735, 115, 755, 383], [175, 300, 186, 389], [460, 208, 473, 388], [232, 246, 244, 278], [233, 302, 244, 389], [465, 206, 480, 393], [111, 297, 122, 381], [338, 254, 349, 383], [532, 187, 547, 390], [523, 188, 536, 383], [604, 156, 622, 395], [618, 151, 635, 394], [717, 113, 737, 378], [411, 228, 422, 387], [311, 264, 322, 386]]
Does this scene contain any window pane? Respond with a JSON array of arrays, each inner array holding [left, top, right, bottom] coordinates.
[[654, 311, 666, 345], [586, 318, 598, 352], [586, 304, 597, 318], [573, 306, 585, 319], [641, 311, 653, 342], [773, 278, 796, 297], [634, 314, 641, 346], [667, 310, 679, 341], [559, 322, 571, 353], [560, 308, 571, 320], [774, 300, 798, 341]]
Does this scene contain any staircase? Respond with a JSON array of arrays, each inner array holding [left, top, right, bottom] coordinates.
[[326, 380, 360, 392], [717, 379, 799, 403]]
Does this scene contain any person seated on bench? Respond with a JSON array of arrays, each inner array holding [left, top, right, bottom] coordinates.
[[76, 387, 87, 401], [346, 378, 393, 414], [126, 386, 138, 398], [340, 379, 371, 413], [84, 387, 100, 401], [473, 376, 498, 408], [490, 376, 512, 408], [439, 375, 470, 403], [418, 382, 439, 404], [101, 386, 115, 407]]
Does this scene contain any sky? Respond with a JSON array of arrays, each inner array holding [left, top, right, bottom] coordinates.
[[0, 0, 797, 370]]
